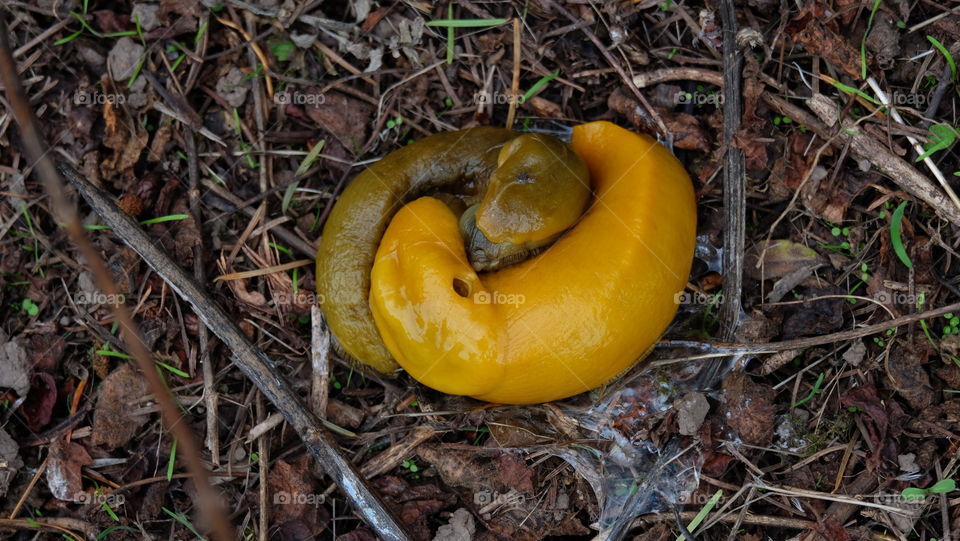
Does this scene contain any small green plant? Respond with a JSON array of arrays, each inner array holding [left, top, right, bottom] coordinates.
[[268, 38, 296, 62], [943, 313, 960, 337], [916, 124, 958, 162], [156, 360, 189, 378], [140, 214, 190, 226], [878, 200, 894, 219], [427, 14, 508, 63], [902, 478, 956, 500], [820, 224, 852, 253], [20, 298, 39, 316], [873, 328, 895, 347], [773, 115, 793, 126], [402, 459, 420, 479], [827, 78, 881, 106], [282, 139, 326, 215], [462, 425, 490, 445], [846, 261, 872, 304], [426, 17, 509, 28], [386, 116, 403, 129], [268, 242, 300, 294], [805, 410, 855, 454]]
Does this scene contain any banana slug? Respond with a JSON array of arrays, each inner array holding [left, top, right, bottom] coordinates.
[[316, 127, 590, 374], [369, 121, 697, 404]]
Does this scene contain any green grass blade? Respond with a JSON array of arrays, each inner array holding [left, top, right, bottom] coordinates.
[[161, 507, 208, 541], [166, 438, 177, 481], [860, 0, 881, 79], [674, 490, 723, 541], [139, 214, 190, 225], [96, 526, 138, 539], [95, 349, 133, 358], [268, 242, 293, 257], [827, 79, 881, 106], [520, 69, 560, 104], [54, 30, 84, 45], [426, 18, 508, 28], [283, 140, 326, 214], [156, 360, 189, 378], [890, 201, 913, 269], [928, 35, 957, 80]]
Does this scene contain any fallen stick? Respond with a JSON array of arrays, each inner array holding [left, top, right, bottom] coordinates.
[[0, 20, 235, 541], [630, 69, 960, 227], [57, 163, 411, 540], [806, 93, 960, 227], [718, 0, 745, 340]]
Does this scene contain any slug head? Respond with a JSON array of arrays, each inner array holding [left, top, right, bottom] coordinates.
[[476, 133, 591, 245], [459, 204, 557, 271]]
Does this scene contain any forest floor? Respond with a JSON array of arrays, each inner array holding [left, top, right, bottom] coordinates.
[[2, 1, 960, 540]]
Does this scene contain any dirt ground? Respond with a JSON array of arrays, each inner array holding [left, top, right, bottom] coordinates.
[[2, 0, 960, 540]]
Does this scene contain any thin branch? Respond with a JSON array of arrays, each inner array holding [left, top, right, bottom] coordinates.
[[0, 18, 235, 541], [718, 0, 745, 340], [866, 76, 960, 215], [57, 163, 411, 540], [807, 93, 960, 227]]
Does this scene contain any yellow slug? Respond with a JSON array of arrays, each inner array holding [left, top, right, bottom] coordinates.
[[368, 121, 697, 404], [316, 127, 590, 373]]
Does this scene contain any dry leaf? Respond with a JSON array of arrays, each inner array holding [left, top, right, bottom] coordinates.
[[91, 363, 149, 448], [47, 437, 92, 502]]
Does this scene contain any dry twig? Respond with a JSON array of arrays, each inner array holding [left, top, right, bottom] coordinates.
[[57, 163, 410, 539], [0, 19, 236, 541]]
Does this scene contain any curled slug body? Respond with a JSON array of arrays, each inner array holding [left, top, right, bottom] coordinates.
[[316, 128, 589, 373], [369, 121, 697, 404]]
